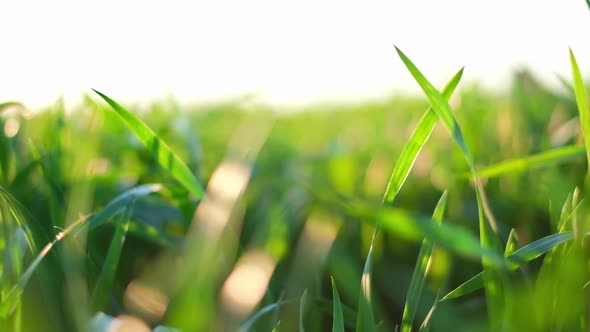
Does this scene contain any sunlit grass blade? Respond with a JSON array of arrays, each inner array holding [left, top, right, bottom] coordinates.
[[0, 215, 87, 317], [473, 145, 585, 179], [441, 231, 577, 300], [570, 48, 590, 176], [92, 89, 205, 198], [394, 47, 472, 167], [401, 191, 447, 332], [383, 69, 463, 205], [91, 207, 131, 309], [357, 232, 377, 332], [331, 277, 345, 332], [395, 45, 504, 325]]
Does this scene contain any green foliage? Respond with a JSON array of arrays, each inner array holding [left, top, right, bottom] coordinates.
[[0, 49, 589, 332]]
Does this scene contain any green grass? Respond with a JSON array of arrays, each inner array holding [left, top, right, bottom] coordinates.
[[0, 48, 590, 332]]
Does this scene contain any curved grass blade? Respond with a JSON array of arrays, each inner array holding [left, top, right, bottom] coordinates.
[[91, 207, 132, 309], [441, 232, 576, 300], [92, 89, 205, 198], [331, 277, 345, 332], [401, 191, 447, 332], [569, 49, 590, 177], [0, 215, 87, 317], [473, 145, 585, 179], [383, 69, 463, 205], [357, 232, 377, 332]]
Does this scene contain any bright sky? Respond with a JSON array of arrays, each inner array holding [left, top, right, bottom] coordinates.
[[1, 1, 590, 109]]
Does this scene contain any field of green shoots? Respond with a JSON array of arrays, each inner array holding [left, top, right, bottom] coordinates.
[[1, 48, 590, 331]]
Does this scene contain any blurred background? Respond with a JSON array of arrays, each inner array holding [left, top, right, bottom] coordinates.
[[3, 1, 590, 331], [1, 0, 590, 109]]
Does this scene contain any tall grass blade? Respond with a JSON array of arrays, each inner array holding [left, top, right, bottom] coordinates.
[[92, 90, 205, 198], [331, 277, 345, 332], [91, 207, 131, 309], [395, 45, 504, 325], [357, 232, 377, 332], [401, 191, 447, 332], [569, 49, 590, 177], [474, 145, 585, 179], [383, 69, 463, 205]]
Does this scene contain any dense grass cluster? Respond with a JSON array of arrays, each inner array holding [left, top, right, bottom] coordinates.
[[1, 49, 590, 331]]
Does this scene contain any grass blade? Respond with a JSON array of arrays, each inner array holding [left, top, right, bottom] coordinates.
[[441, 232, 576, 300], [91, 207, 132, 309], [92, 89, 205, 198], [331, 277, 345, 332], [347, 202, 505, 267], [383, 69, 463, 205], [474, 145, 585, 179], [401, 191, 448, 332], [0, 184, 162, 317], [357, 232, 377, 332], [300, 289, 308, 332], [395, 46, 504, 325], [394, 47, 472, 167], [86, 184, 163, 231], [238, 299, 297, 332], [569, 49, 590, 177], [418, 293, 440, 332]]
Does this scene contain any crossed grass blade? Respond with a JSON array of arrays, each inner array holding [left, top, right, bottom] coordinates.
[[394, 46, 505, 324]]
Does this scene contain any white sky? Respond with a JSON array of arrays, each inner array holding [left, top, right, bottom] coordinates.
[[1, 0, 590, 109]]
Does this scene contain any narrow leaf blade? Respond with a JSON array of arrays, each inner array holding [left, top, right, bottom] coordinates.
[[401, 191, 447, 332], [331, 277, 345, 332], [92, 90, 205, 198], [383, 69, 463, 205], [569, 49, 590, 177]]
